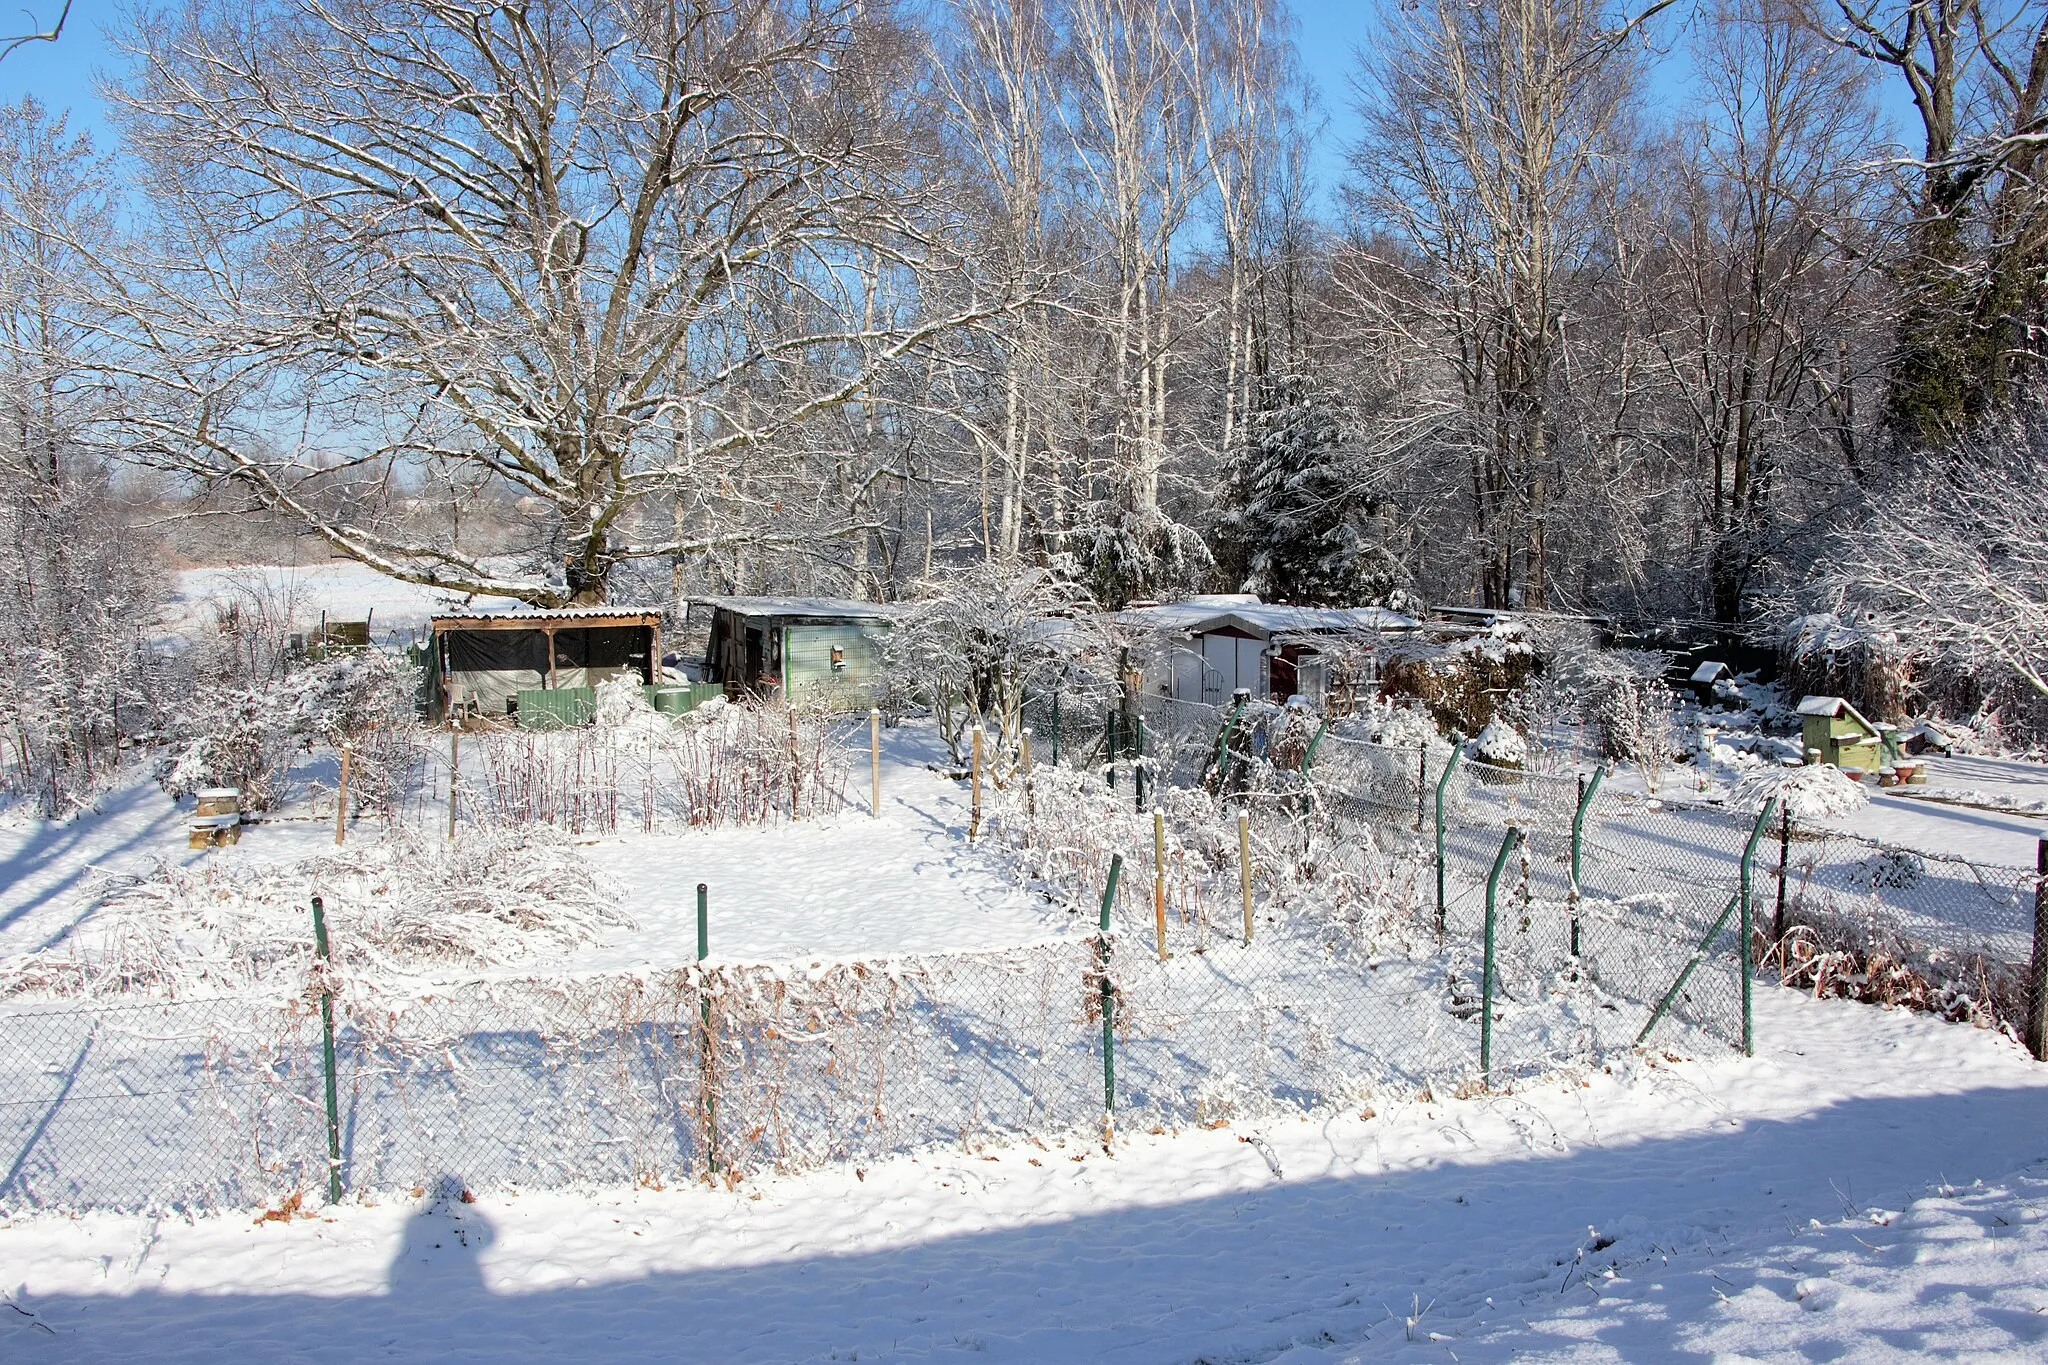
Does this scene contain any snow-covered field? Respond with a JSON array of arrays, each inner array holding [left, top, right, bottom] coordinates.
[[3, 988, 2045, 1362], [166, 561, 522, 639], [0, 724, 1070, 967]]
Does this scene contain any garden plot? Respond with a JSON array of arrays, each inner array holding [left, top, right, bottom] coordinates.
[[560, 722, 1077, 968]]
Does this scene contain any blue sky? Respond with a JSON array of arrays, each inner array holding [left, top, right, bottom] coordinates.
[[0, 0, 1905, 212]]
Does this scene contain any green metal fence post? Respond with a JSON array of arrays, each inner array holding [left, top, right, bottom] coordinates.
[[1098, 854, 1123, 1128], [697, 881, 717, 1175], [1739, 798, 1778, 1057], [310, 895, 343, 1205], [1208, 696, 1248, 788], [1569, 769, 1604, 957], [1638, 892, 1741, 1047], [1434, 741, 1464, 940], [1302, 718, 1330, 816], [1481, 828, 1523, 1089]]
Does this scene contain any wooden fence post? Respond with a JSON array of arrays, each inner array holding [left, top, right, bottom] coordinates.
[[969, 725, 984, 841], [1238, 809, 1254, 944], [870, 707, 882, 818], [333, 744, 351, 847], [2028, 838, 2048, 1062]]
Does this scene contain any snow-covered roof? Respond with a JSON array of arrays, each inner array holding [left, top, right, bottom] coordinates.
[[1118, 600, 1417, 638], [1797, 694, 1879, 734], [1690, 661, 1731, 683], [432, 606, 663, 626], [691, 596, 897, 622]]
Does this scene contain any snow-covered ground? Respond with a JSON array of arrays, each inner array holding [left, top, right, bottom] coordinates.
[[565, 725, 1073, 968], [167, 561, 524, 640], [0, 724, 1070, 967], [3, 988, 2045, 1362]]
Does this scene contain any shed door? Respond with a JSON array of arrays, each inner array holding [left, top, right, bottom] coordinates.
[[1238, 638, 1267, 699], [1200, 634, 1235, 702]]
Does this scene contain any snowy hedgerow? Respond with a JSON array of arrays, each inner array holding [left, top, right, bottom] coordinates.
[[1733, 763, 1868, 821]]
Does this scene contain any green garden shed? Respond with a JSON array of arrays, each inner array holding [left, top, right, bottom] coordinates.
[[691, 597, 895, 707], [1797, 694, 1883, 772]]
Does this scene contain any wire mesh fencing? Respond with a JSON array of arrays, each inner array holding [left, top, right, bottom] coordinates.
[[9, 701, 2041, 1216]]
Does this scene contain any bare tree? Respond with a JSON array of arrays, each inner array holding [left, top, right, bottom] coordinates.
[[91, 0, 1009, 605], [1656, 0, 1887, 620], [1345, 0, 1659, 609]]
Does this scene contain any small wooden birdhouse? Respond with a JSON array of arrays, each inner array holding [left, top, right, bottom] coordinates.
[[1796, 695, 1883, 774], [1688, 660, 1733, 703]]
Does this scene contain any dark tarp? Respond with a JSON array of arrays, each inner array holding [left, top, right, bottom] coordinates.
[[445, 629, 549, 714]]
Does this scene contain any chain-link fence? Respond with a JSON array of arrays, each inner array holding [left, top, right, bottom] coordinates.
[[8, 697, 2041, 1215]]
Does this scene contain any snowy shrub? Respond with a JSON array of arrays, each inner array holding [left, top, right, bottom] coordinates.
[[888, 562, 1111, 765], [1780, 612, 1909, 723], [1379, 626, 1537, 734], [466, 695, 847, 835], [1473, 720, 1527, 768], [1367, 700, 1446, 753], [1586, 667, 1677, 791], [156, 649, 419, 813], [1733, 763, 1868, 821], [1858, 848, 1926, 891], [0, 824, 629, 1000]]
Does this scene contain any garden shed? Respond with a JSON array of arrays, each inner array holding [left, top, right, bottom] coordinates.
[[1797, 694, 1883, 772], [1120, 598, 1417, 709], [428, 607, 662, 722], [690, 597, 895, 704]]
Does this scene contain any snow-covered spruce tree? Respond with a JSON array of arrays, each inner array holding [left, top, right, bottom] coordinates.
[[1072, 500, 1211, 612], [1219, 374, 1404, 606], [886, 562, 1110, 765]]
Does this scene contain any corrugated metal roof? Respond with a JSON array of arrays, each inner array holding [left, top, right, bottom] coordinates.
[[1118, 600, 1416, 636], [432, 606, 663, 624], [691, 596, 898, 621]]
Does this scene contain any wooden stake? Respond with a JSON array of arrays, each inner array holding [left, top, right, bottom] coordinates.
[[1153, 806, 1170, 961], [1021, 729, 1035, 823], [1238, 809, 1254, 944], [447, 728, 460, 841], [334, 744, 351, 846], [970, 726, 983, 841], [870, 707, 882, 818]]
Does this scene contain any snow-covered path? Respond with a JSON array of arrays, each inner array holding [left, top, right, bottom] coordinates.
[[5, 990, 2046, 1362]]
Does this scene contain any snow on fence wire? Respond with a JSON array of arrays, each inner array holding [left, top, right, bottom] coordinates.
[[9, 698, 2035, 1214]]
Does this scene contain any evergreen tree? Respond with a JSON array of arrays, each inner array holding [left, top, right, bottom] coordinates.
[[1221, 375, 1405, 606]]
